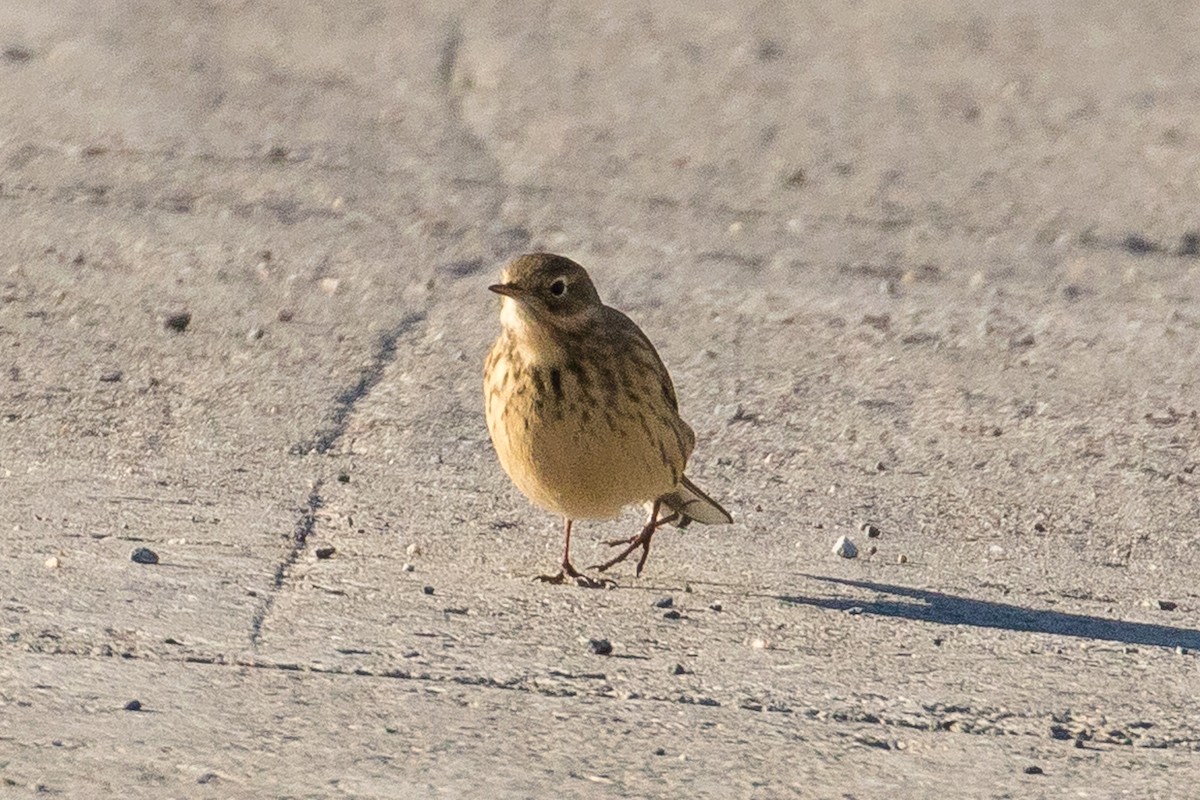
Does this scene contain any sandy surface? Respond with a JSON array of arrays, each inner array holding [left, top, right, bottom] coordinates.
[[2, 2, 1198, 797]]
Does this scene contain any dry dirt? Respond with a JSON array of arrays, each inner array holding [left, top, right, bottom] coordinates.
[[1, 2, 1198, 798]]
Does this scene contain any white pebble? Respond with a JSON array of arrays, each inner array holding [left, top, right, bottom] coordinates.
[[405, 543, 421, 557], [833, 535, 858, 559], [44, 556, 60, 569]]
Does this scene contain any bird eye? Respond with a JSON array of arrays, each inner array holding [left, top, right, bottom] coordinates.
[[549, 278, 567, 297]]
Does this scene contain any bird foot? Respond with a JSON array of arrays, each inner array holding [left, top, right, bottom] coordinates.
[[535, 562, 615, 589], [592, 524, 656, 576]]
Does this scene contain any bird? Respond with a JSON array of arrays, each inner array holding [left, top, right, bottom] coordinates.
[[483, 252, 732, 586]]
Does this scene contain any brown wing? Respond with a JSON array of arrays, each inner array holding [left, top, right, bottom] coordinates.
[[601, 306, 696, 461]]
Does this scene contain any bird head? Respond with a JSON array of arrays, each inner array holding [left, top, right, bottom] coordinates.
[[490, 253, 603, 335]]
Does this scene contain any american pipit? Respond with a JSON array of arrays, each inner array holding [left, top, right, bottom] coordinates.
[[483, 252, 732, 586]]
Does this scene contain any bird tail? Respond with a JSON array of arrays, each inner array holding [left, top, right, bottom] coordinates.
[[657, 475, 733, 528]]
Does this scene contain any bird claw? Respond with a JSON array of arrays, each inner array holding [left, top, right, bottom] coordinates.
[[592, 532, 653, 576], [535, 565, 615, 589], [592, 510, 667, 576]]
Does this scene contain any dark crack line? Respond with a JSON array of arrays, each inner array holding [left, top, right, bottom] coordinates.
[[291, 312, 426, 456], [252, 312, 425, 646], [1, 145, 1012, 239], [249, 487, 322, 645], [435, 18, 514, 259], [15, 646, 1199, 752], [436, 21, 462, 87], [251, 23, 505, 649]]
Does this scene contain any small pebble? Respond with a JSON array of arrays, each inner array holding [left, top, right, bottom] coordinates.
[[866, 545, 877, 556], [653, 747, 667, 756], [1123, 234, 1159, 254], [402, 563, 415, 573], [833, 536, 858, 559], [2, 45, 34, 63], [1145, 599, 1178, 611], [861, 523, 881, 538], [44, 556, 60, 569], [314, 545, 336, 560], [654, 596, 674, 609], [422, 585, 435, 595], [663, 610, 683, 621], [277, 308, 295, 322], [897, 554, 908, 564], [1023, 766, 1044, 775], [588, 638, 613, 656], [98, 370, 123, 383], [163, 311, 191, 333], [709, 602, 722, 612], [246, 327, 264, 342], [672, 663, 690, 675], [320, 277, 341, 295], [124, 700, 142, 712], [406, 543, 422, 557], [130, 547, 159, 565], [750, 638, 768, 649], [1009, 333, 1036, 349], [337, 472, 350, 483], [1176, 646, 1187, 655]]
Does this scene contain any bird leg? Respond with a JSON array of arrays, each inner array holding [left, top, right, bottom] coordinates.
[[594, 500, 679, 576], [537, 519, 613, 588]]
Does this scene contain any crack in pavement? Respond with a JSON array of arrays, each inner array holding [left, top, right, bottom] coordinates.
[[436, 21, 462, 87], [433, 18, 524, 261], [9, 644, 1199, 752], [252, 313, 425, 646], [0, 144, 1008, 240], [290, 312, 427, 457], [249, 486, 322, 646], [250, 22, 512, 652]]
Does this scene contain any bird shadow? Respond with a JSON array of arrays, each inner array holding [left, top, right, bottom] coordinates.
[[778, 575, 1200, 650]]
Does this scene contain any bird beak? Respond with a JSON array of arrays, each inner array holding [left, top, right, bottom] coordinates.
[[489, 283, 523, 299]]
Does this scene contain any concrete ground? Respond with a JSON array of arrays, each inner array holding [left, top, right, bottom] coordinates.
[[2, 1, 1198, 797]]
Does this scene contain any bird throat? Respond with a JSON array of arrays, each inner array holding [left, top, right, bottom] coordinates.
[[499, 298, 584, 365]]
